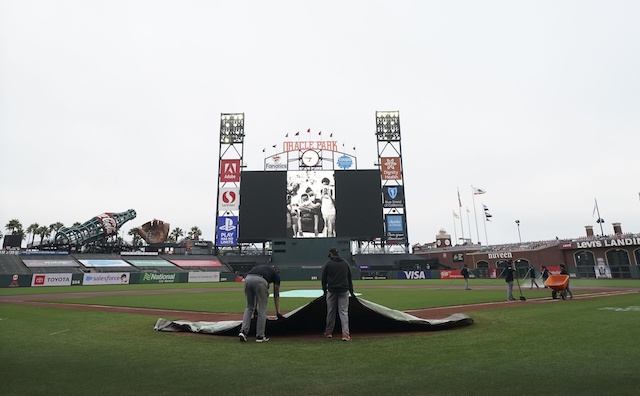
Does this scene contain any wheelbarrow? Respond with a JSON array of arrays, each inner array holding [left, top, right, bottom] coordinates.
[[544, 274, 569, 300]]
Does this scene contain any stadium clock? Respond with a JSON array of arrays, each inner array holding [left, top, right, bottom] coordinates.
[[301, 150, 320, 167]]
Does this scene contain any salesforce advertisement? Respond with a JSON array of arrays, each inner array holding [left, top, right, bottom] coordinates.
[[83, 273, 131, 285]]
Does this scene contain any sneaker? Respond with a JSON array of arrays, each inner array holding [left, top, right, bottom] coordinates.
[[323, 332, 333, 338], [341, 333, 351, 341], [256, 336, 270, 343], [238, 332, 247, 342]]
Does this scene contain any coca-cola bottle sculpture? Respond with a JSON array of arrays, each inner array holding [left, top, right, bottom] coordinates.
[[55, 209, 137, 246]]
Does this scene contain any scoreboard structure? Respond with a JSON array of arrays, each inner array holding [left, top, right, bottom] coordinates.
[[214, 112, 409, 256]]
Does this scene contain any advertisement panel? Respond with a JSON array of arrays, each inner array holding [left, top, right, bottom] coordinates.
[[397, 270, 432, 280], [380, 157, 402, 180], [83, 273, 131, 285], [79, 259, 131, 267], [440, 270, 464, 279], [218, 187, 240, 211], [382, 186, 404, 208], [126, 259, 176, 267], [0, 274, 31, 288], [23, 259, 80, 268], [140, 272, 178, 284], [31, 273, 73, 287], [170, 260, 222, 268], [216, 216, 238, 246], [220, 159, 241, 182], [265, 155, 288, 171], [188, 272, 220, 283], [385, 214, 407, 243]]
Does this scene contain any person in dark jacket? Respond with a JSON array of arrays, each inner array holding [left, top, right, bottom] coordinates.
[[541, 265, 550, 288], [559, 264, 573, 299], [505, 261, 516, 301], [238, 264, 283, 343], [529, 265, 540, 289], [321, 247, 355, 341], [461, 264, 471, 290]]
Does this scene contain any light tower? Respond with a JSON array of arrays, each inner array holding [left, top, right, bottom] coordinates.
[[214, 113, 245, 254], [375, 111, 409, 253]]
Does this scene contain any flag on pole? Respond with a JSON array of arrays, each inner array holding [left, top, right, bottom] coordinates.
[[295, 131, 300, 136], [483, 204, 489, 211], [272, 144, 276, 148], [473, 187, 486, 195], [453, 210, 459, 219], [330, 133, 333, 137], [593, 199, 597, 217], [262, 148, 265, 153], [466, 207, 471, 213], [457, 189, 462, 207], [318, 131, 322, 136], [307, 128, 311, 133]]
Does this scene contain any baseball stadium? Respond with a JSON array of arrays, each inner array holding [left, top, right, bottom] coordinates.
[[1, 112, 639, 395]]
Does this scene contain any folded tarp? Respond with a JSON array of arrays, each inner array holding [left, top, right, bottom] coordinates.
[[154, 296, 473, 336]]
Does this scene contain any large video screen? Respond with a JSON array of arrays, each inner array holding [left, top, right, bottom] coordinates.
[[238, 170, 383, 242]]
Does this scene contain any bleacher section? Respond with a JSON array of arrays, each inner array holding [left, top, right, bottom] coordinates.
[[218, 255, 270, 273], [0, 254, 31, 275]]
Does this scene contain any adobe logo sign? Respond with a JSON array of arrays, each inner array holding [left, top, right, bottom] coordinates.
[[219, 187, 240, 210], [219, 160, 241, 182]]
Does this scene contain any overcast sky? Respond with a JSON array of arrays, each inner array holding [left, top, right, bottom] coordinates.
[[1, 1, 638, 248]]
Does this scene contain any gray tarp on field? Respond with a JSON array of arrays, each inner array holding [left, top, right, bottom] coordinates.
[[154, 296, 473, 336]]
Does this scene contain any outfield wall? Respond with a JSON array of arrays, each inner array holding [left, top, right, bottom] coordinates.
[[2, 267, 639, 288]]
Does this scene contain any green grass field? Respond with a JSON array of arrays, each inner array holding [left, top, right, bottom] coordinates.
[[1, 279, 639, 395]]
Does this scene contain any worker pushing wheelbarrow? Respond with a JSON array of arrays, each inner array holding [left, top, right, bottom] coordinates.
[[544, 264, 573, 300]]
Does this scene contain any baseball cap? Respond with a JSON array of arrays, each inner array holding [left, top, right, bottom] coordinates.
[[329, 247, 339, 255]]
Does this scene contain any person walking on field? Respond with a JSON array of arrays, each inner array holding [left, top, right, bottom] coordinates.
[[322, 247, 355, 341], [505, 261, 516, 301], [460, 264, 471, 290], [529, 265, 540, 289], [238, 264, 284, 343]]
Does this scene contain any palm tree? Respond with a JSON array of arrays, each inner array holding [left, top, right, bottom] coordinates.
[[72, 222, 81, 228], [5, 219, 23, 235], [49, 222, 64, 242], [188, 226, 202, 241], [128, 228, 142, 246], [169, 227, 184, 243], [0, 229, 3, 240], [26, 223, 39, 246], [36, 225, 51, 245]]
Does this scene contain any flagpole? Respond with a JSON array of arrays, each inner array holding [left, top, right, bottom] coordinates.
[[483, 213, 489, 246], [452, 211, 458, 244], [471, 186, 480, 244], [457, 188, 465, 244], [466, 207, 472, 245], [594, 198, 604, 236]]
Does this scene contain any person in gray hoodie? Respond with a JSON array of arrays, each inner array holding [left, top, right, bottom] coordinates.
[[321, 247, 355, 341]]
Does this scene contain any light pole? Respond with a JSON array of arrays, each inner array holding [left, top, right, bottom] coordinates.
[[515, 220, 521, 243]]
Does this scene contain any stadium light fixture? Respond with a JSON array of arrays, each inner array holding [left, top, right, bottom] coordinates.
[[220, 113, 245, 143], [375, 111, 401, 142]]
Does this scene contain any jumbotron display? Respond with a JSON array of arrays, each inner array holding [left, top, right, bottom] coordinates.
[[238, 170, 384, 242]]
